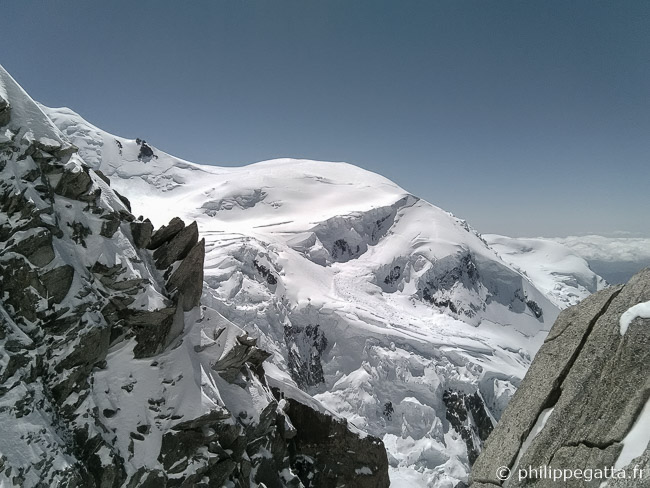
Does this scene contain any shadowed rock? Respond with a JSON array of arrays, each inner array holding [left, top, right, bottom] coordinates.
[[0, 96, 10, 126], [443, 390, 494, 465], [153, 221, 198, 269], [0, 257, 47, 322], [284, 397, 390, 488], [11, 228, 55, 267], [93, 169, 110, 186], [167, 238, 205, 311], [40, 265, 74, 303], [147, 217, 185, 250], [123, 308, 178, 359], [130, 219, 153, 248], [213, 334, 272, 383], [114, 190, 131, 212], [100, 212, 121, 238], [54, 166, 92, 200]]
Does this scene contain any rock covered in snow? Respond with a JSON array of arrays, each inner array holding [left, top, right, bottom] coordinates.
[[470, 267, 650, 487]]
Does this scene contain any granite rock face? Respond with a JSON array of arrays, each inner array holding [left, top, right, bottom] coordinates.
[[471, 268, 650, 488]]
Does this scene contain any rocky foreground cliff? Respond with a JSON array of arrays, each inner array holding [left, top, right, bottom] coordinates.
[[470, 268, 650, 488], [0, 66, 389, 487]]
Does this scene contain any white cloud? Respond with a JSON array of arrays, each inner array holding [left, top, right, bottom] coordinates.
[[544, 235, 650, 262]]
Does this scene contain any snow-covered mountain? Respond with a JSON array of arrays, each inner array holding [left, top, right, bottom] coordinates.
[[0, 65, 390, 488], [36, 100, 579, 486]]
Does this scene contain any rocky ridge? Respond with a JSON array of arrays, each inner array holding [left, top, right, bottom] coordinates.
[[0, 65, 389, 487], [470, 267, 650, 488]]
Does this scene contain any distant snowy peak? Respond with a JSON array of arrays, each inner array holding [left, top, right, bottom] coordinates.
[[42, 105, 413, 225], [42, 105, 557, 327], [484, 234, 608, 308]]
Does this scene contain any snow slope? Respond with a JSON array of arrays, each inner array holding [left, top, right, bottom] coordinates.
[[484, 234, 608, 309], [41, 104, 565, 486]]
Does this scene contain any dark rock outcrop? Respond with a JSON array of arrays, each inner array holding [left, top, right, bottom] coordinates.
[[10, 228, 55, 266], [253, 259, 278, 286], [136, 139, 155, 161], [153, 221, 198, 269], [40, 264, 75, 303], [283, 396, 390, 488], [471, 268, 650, 487], [100, 211, 121, 238], [0, 95, 10, 126], [114, 190, 131, 212], [443, 390, 495, 465], [213, 333, 272, 382], [166, 238, 205, 311], [147, 217, 185, 249], [54, 165, 92, 199], [124, 308, 178, 358], [130, 219, 153, 248], [285, 323, 328, 388]]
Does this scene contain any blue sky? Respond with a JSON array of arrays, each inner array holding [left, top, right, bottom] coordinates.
[[2, 1, 649, 236]]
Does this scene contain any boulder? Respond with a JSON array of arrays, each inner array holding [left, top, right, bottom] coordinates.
[[100, 212, 121, 238], [470, 268, 650, 487]]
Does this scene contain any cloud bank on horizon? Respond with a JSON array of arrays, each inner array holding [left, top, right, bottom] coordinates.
[[544, 235, 650, 284], [548, 235, 650, 262]]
